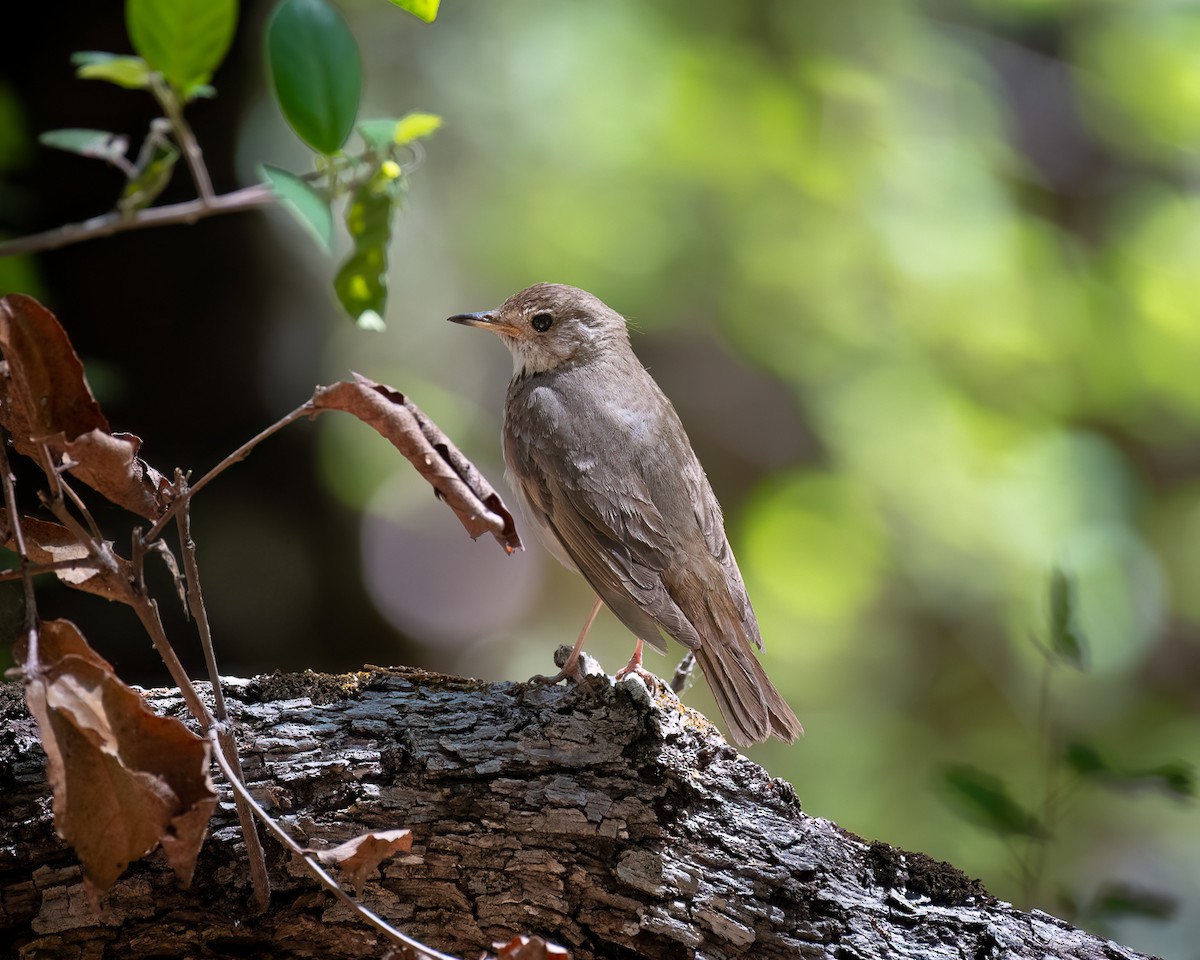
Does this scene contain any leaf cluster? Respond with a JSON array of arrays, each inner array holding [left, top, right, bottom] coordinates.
[[32, 0, 443, 327]]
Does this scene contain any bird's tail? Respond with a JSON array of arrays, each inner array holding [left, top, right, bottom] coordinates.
[[693, 638, 803, 747]]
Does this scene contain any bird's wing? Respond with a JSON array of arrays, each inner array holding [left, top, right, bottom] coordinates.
[[504, 382, 698, 652]]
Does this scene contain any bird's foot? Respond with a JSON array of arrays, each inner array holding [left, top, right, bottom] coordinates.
[[613, 639, 660, 687], [529, 644, 586, 685]]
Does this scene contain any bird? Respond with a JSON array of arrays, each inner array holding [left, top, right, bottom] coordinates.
[[448, 283, 802, 746]]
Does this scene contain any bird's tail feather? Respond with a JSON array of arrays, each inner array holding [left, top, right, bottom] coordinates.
[[694, 639, 803, 747]]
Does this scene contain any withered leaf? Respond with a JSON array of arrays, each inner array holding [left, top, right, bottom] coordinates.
[[1, 515, 134, 603], [20, 619, 216, 898], [493, 935, 572, 959], [0, 293, 108, 438], [313, 828, 413, 894], [0, 295, 173, 520], [312, 374, 521, 553]]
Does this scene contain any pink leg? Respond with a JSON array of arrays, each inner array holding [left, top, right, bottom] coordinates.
[[614, 638, 658, 684], [532, 594, 603, 684]]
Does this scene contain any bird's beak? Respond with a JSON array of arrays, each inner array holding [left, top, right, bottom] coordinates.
[[446, 310, 521, 337]]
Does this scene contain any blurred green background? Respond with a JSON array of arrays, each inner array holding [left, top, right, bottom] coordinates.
[[3, 1, 1200, 955]]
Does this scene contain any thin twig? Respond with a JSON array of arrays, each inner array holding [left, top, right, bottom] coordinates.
[[41, 441, 104, 543], [205, 727, 461, 960], [0, 557, 107, 581], [155, 81, 215, 204], [143, 402, 313, 544], [175, 480, 271, 912], [0, 183, 274, 258], [0, 141, 423, 259], [0, 433, 39, 669]]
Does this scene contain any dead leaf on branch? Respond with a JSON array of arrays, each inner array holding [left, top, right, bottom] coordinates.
[[312, 828, 413, 895], [493, 935, 572, 959], [18, 619, 216, 898], [0, 294, 173, 520], [0, 515, 133, 602], [312, 374, 522, 554]]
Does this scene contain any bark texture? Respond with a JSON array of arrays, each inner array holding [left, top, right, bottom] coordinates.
[[0, 664, 1157, 960]]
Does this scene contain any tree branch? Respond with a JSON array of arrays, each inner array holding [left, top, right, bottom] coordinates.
[[0, 184, 275, 258], [0, 663, 1158, 960]]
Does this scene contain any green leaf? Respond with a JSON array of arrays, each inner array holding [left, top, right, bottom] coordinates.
[[333, 164, 406, 327], [387, 0, 439, 23], [267, 0, 362, 154], [72, 52, 152, 90], [1088, 883, 1176, 921], [1063, 741, 1110, 778], [118, 140, 179, 215], [357, 113, 442, 152], [357, 119, 401, 151], [39, 129, 130, 164], [394, 112, 442, 145], [261, 165, 333, 251], [938, 765, 1045, 838], [1125, 761, 1195, 799], [1065, 742, 1193, 799], [126, 0, 238, 97], [1048, 568, 1087, 669]]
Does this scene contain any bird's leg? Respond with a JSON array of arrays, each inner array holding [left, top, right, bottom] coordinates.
[[531, 594, 603, 684], [614, 638, 660, 685]]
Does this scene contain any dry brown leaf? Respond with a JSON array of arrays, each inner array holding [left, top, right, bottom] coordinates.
[[0, 295, 173, 519], [493, 935, 572, 959], [313, 828, 413, 894], [1, 515, 134, 602], [20, 619, 216, 898], [312, 374, 521, 553]]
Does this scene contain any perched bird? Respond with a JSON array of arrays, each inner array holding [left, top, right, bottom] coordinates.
[[448, 283, 801, 746]]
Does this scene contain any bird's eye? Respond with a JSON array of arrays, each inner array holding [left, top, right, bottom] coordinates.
[[531, 312, 553, 332]]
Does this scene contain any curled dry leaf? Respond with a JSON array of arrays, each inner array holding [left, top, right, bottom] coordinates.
[[312, 828, 413, 895], [0, 515, 133, 602], [19, 619, 216, 898], [312, 374, 522, 553], [0, 294, 172, 519], [493, 935, 572, 960]]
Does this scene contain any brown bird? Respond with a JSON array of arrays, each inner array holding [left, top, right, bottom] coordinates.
[[448, 283, 801, 745]]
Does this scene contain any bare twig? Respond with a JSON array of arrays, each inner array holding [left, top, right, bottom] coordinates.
[[206, 727, 461, 960], [41, 441, 104, 543], [142, 402, 313, 544], [0, 183, 274, 258], [175, 478, 271, 912], [154, 81, 214, 204], [0, 557, 107, 581], [0, 433, 39, 669]]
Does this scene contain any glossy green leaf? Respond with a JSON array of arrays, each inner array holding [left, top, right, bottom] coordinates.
[[938, 765, 1045, 838], [387, 0, 439, 23], [118, 140, 179, 215], [333, 164, 406, 327], [72, 52, 152, 90], [126, 0, 238, 97], [261, 165, 333, 251], [1048, 568, 1087, 669], [267, 0, 362, 154], [39, 129, 130, 164]]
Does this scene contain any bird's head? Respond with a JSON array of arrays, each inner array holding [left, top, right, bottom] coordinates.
[[447, 283, 630, 377]]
